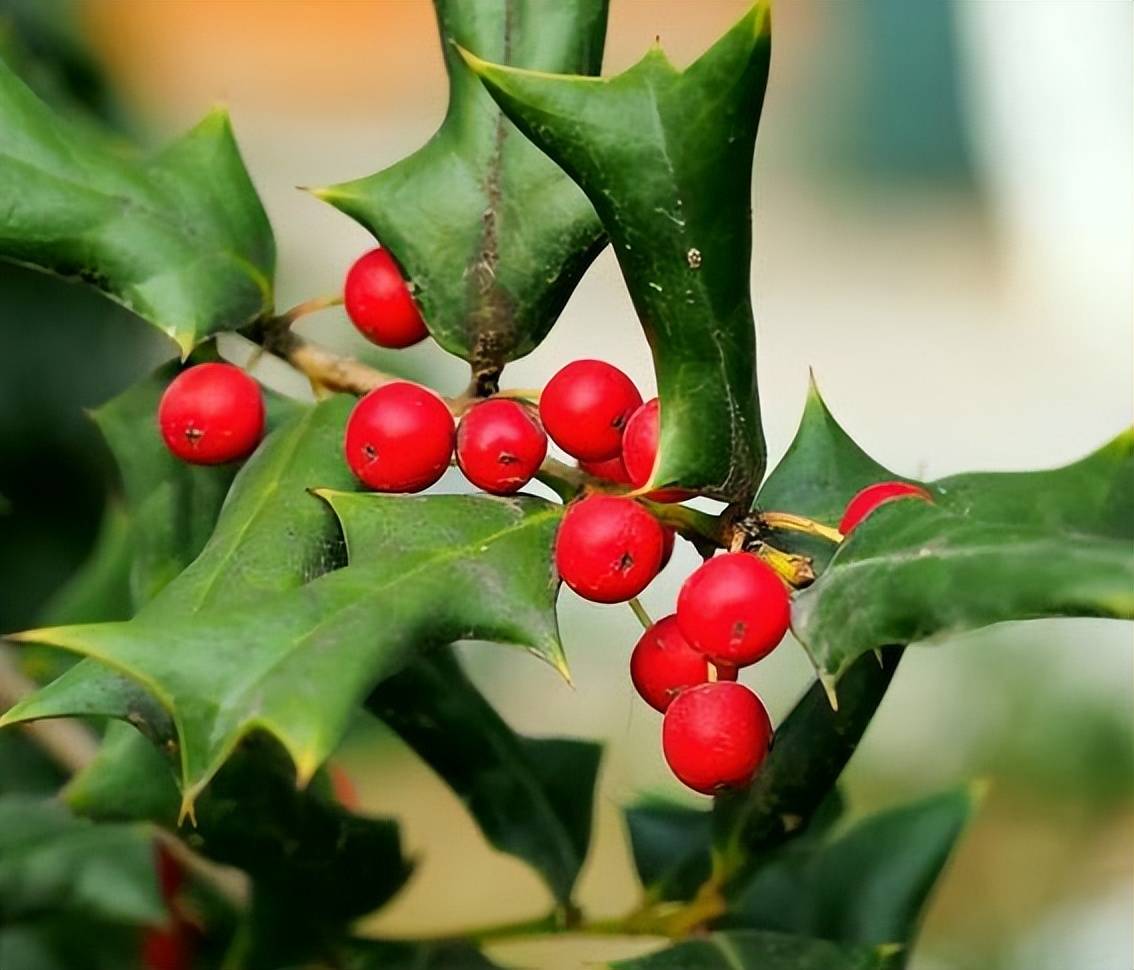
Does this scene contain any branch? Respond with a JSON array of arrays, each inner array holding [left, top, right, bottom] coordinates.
[[0, 645, 98, 774]]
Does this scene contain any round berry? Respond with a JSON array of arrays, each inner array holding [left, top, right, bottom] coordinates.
[[662, 682, 772, 795], [630, 615, 710, 713], [457, 399, 547, 495], [622, 398, 692, 502], [344, 248, 429, 348], [344, 382, 454, 492], [555, 495, 664, 603], [840, 481, 931, 534], [676, 552, 790, 668], [580, 454, 633, 485], [158, 362, 264, 465], [539, 360, 642, 462]]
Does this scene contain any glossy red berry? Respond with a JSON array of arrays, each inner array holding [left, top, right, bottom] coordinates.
[[580, 454, 633, 485], [555, 495, 664, 603], [839, 481, 932, 534], [344, 382, 454, 492], [662, 682, 772, 795], [158, 362, 264, 465], [539, 360, 642, 462], [676, 552, 790, 668], [630, 615, 710, 713], [141, 926, 193, 970], [457, 399, 547, 495], [622, 398, 692, 502], [344, 248, 429, 348]]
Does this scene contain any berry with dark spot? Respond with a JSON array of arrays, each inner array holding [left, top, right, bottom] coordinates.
[[344, 247, 429, 348], [158, 362, 264, 465], [457, 399, 547, 495], [554, 495, 664, 603], [344, 381, 454, 492], [622, 398, 693, 502], [839, 481, 931, 534], [630, 614, 710, 712], [539, 360, 642, 462], [662, 681, 772, 794], [676, 552, 790, 668]]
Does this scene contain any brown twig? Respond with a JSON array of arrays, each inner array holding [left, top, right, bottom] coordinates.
[[0, 645, 98, 774]]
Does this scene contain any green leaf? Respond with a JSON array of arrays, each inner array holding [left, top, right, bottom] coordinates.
[[367, 647, 599, 905], [341, 937, 504, 970], [92, 352, 304, 610], [624, 800, 712, 904], [712, 651, 901, 887], [725, 786, 978, 947], [9, 490, 566, 812], [607, 930, 901, 970], [0, 794, 164, 926], [466, 5, 771, 499], [0, 58, 274, 355], [793, 430, 1134, 681], [318, 0, 608, 370]]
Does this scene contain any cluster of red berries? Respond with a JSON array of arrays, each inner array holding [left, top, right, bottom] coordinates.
[[154, 247, 931, 797]]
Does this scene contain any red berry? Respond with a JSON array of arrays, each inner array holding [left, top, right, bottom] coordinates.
[[344, 382, 454, 492], [662, 682, 772, 795], [676, 552, 790, 668], [158, 362, 264, 465], [329, 764, 360, 811], [344, 248, 428, 348], [630, 615, 710, 712], [153, 845, 184, 903], [622, 398, 692, 503], [580, 454, 633, 485], [143, 925, 196, 970], [555, 495, 664, 603], [839, 481, 932, 534], [457, 399, 547, 495], [539, 360, 642, 462]]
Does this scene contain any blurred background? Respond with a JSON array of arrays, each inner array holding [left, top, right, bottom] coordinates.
[[0, 2, 1130, 969]]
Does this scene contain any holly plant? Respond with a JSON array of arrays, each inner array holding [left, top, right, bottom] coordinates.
[[1, 4, 1131, 970]]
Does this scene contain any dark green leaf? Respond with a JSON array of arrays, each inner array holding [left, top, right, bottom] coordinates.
[[0, 794, 164, 926], [368, 647, 599, 904], [712, 651, 901, 887], [0, 728, 64, 798], [725, 786, 978, 946], [624, 800, 712, 903], [319, 0, 608, 369], [8, 490, 566, 812], [467, 6, 771, 499], [0, 58, 274, 355], [607, 929, 901, 970], [791, 426, 1134, 680]]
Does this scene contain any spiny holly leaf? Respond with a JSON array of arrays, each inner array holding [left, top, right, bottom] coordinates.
[[467, 5, 771, 499], [793, 429, 1134, 681], [3, 398, 358, 801], [367, 647, 599, 905], [8, 491, 565, 814], [2, 393, 342, 747], [607, 930, 901, 970], [317, 0, 608, 371], [0, 58, 274, 355], [724, 786, 978, 947], [0, 795, 164, 926], [92, 351, 304, 609]]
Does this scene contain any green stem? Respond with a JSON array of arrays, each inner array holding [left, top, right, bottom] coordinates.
[[627, 598, 653, 630]]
